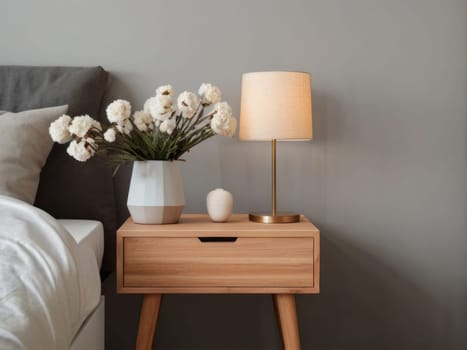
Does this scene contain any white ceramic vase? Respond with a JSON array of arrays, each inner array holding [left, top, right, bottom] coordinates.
[[127, 160, 185, 224]]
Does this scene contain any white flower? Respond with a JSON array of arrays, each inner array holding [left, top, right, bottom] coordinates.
[[144, 96, 156, 113], [69, 115, 100, 138], [177, 91, 200, 119], [148, 94, 174, 121], [96, 120, 103, 129], [213, 101, 232, 119], [225, 117, 237, 137], [91, 119, 102, 131], [198, 83, 222, 105], [133, 111, 154, 132], [156, 85, 174, 96], [66, 139, 94, 162], [106, 99, 131, 123], [103, 128, 116, 143], [211, 115, 237, 137], [211, 102, 236, 136], [49, 114, 72, 143], [159, 118, 176, 135], [116, 119, 133, 135]]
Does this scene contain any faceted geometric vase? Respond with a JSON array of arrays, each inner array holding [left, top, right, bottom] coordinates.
[[127, 161, 185, 224]]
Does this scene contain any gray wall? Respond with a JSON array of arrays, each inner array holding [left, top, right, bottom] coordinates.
[[1, 0, 466, 349]]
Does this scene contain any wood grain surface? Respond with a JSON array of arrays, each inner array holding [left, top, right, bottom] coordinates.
[[124, 237, 314, 288], [118, 214, 319, 237], [274, 294, 301, 350], [135, 294, 162, 350], [117, 214, 320, 294]]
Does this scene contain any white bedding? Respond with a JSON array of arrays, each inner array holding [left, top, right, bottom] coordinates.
[[0, 195, 101, 350], [58, 220, 104, 269]]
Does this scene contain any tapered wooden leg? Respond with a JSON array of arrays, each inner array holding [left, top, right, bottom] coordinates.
[[136, 294, 162, 350], [273, 294, 301, 350]]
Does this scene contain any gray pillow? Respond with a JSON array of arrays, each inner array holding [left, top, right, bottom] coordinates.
[[0, 105, 68, 204], [0, 65, 116, 276]]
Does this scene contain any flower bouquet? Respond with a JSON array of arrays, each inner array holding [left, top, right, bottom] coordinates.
[[49, 83, 237, 224], [49, 83, 236, 163]]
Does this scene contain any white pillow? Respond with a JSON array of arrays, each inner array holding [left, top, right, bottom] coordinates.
[[0, 105, 68, 204]]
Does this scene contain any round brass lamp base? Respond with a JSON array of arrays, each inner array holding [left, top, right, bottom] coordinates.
[[249, 212, 301, 224]]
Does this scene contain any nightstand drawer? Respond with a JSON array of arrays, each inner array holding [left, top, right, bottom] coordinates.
[[122, 237, 315, 289]]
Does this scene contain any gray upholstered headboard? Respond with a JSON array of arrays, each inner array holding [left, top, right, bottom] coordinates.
[[0, 65, 117, 277]]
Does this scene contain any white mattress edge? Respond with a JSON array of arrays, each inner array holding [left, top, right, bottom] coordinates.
[[58, 219, 104, 269]]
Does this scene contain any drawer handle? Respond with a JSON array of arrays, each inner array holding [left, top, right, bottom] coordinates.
[[198, 237, 238, 243]]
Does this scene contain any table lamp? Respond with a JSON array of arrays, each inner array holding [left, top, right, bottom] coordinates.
[[239, 71, 312, 223]]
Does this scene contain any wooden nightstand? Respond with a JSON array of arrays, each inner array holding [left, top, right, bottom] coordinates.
[[117, 214, 320, 350]]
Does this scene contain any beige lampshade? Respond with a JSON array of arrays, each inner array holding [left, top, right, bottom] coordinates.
[[239, 71, 312, 141]]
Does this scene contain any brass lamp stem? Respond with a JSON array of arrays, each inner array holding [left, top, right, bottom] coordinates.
[[248, 138, 300, 224], [272, 139, 277, 216]]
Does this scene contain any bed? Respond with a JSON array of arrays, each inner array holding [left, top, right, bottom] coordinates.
[[0, 66, 117, 349], [61, 220, 105, 350]]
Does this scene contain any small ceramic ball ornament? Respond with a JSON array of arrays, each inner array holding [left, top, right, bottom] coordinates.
[[206, 188, 233, 222]]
